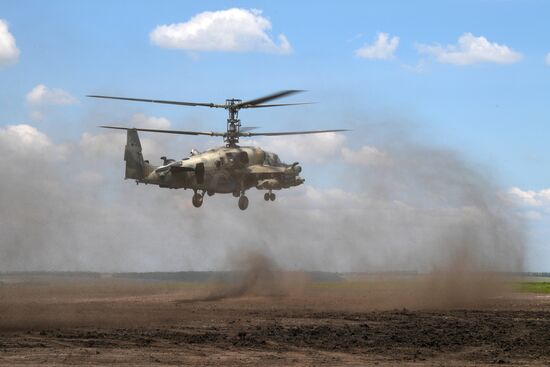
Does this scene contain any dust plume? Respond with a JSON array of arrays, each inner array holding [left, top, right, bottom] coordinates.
[[249, 121, 526, 307], [181, 250, 308, 302]]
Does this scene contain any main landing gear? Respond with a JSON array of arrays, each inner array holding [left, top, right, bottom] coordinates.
[[192, 191, 204, 208], [238, 193, 249, 210], [191, 189, 252, 210], [264, 191, 276, 202]]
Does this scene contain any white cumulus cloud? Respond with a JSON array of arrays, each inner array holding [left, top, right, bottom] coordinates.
[[253, 132, 347, 164], [416, 33, 522, 65], [0, 19, 19, 67], [26, 84, 78, 105], [150, 8, 291, 54], [130, 113, 171, 129], [253, 133, 391, 167], [0, 124, 52, 152], [508, 187, 550, 207], [0, 124, 67, 160], [355, 32, 399, 60]]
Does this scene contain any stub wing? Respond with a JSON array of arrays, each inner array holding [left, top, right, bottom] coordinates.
[[246, 164, 287, 174], [246, 164, 304, 190]]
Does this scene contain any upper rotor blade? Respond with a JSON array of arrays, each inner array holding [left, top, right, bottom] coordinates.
[[100, 125, 225, 136], [235, 90, 304, 108], [88, 95, 225, 108], [243, 129, 349, 137], [244, 102, 315, 109]]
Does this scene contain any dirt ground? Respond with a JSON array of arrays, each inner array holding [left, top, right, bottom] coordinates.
[[0, 273, 549, 366]]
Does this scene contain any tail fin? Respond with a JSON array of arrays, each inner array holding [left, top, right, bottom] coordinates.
[[124, 129, 146, 180]]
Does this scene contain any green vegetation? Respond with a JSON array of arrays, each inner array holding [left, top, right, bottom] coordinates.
[[516, 282, 550, 294]]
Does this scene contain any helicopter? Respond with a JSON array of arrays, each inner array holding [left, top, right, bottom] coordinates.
[[88, 90, 348, 210]]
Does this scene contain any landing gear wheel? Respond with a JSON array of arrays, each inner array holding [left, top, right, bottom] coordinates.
[[238, 195, 249, 210], [269, 193, 276, 201], [192, 193, 203, 208], [207, 190, 214, 197], [264, 193, 270, 201], [232, 191, 240, 198]]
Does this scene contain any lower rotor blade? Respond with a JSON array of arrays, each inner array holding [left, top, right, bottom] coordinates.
[[99, 125, 225, 136], [240, 126, 260, 132], [244, 102, 314, 109], [243, 129, 349, 137]]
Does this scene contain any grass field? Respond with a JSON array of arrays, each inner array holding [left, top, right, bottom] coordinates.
[[517, 282, 550, 294]]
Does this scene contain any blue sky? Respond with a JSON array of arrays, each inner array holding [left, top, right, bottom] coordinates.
[[0, 1, 549, 271]]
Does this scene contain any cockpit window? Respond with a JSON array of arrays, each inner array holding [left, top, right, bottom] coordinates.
[[264, 152, 282, 166]]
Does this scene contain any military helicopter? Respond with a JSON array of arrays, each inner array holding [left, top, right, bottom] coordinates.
[[88, 90, 347, 210]]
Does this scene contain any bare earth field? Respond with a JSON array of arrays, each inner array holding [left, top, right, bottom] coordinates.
[[0, 273, 549, 366]]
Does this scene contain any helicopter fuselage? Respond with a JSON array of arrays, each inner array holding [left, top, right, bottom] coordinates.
[[141, 145, 304, 195]]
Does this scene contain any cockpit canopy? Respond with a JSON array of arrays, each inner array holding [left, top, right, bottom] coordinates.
[[264, 151, 282, 166]]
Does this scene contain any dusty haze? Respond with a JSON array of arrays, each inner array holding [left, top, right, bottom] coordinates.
[[0, 117, 525, 276]]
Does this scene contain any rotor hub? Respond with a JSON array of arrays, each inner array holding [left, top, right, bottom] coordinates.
[[225, 99, 242, 147]]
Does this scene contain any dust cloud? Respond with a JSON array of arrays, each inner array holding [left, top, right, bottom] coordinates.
[[0, 116, 525, 298], [180, 251, 308, 302]]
